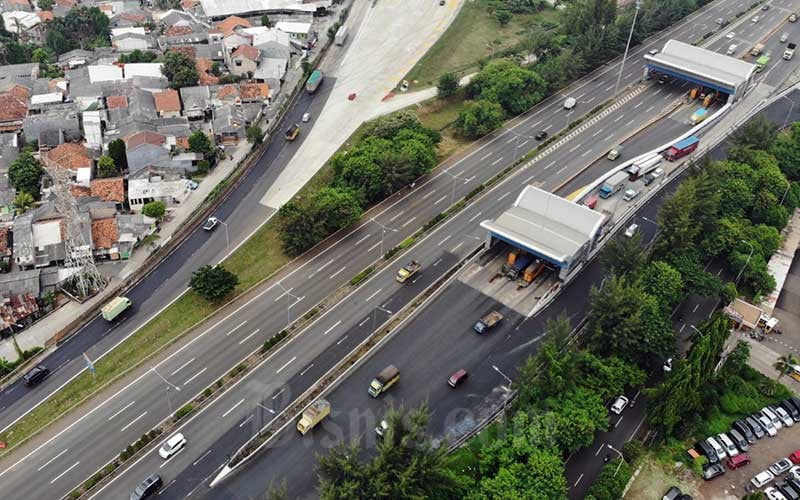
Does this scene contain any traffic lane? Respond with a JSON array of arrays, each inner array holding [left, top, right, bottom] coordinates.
[[94, 252, 462, 500]]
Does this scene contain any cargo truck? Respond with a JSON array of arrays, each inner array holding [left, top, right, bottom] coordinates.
[[474, 311, 503, 334], [296, 399, 330, 435], [101, 296, 131, 321], [368, 365, 400, 397], [599, 171, 628, 199], [517, 260, 545, 288], [506, 253, 533, 280], [334, 26, 348, 46], [396, 260, 421, 283], [663, 136, 699, 161], [305, 70, 324, 93], [784, 43, 796, 60], [755, 55, 770, 72], [607, 145, 623, 160], [626, 154, 662, 180], [690, 108, 708, 125], [751, 43, 765, 56]]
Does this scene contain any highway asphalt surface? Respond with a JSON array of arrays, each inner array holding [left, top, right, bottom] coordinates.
[[0, 0, 790, 498]]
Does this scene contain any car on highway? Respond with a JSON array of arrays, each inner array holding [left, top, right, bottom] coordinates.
[[715, 17, 724, 24], [535, 130, 548, 140], [649, 49, 659, 55], [563, 97, 576, 110], [727, 31, 736, 39], [202, 217, 219, 231], [610, 396, 629, 414], [624, 223, 638, 238], [753, 470, 776, 489], [702, 463, 725, 480], [623, 188, 639, 201], [727, 44, 738, 55], [771, 458, 793, 476], [791, 13, 798, 22], [448, 368, 468, 388], [22, 365, 50, 386], [663, 486, 683, 500], [752, 15, 760, 23], [302, 112, 311, 122], [158, 432, 187, 459], [762, 4, 769, 10], [375, 419, 389, 437], [782, 33, 790, 43], [765, 487, 788, 500], [131, 474, 162, 500], [657, 74, 669, 84], [644, 173, 657, 186]]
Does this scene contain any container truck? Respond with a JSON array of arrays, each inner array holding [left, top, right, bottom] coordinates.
[[599, 171, 628, 198], [368, 365, 400, 397], [663, 136, 700, 161], [784, 43, 796, 60], [396, 260, 421, 283], [101, 296, 131, 321], [506, 253, 533, 280], [305, 70, 324, 93], [755, 55, 770, 72], [474, 311, 503, 334], [690, 108, 708, 125], [517, 260, 545, 288], [296, 399, 330, 435], [626, 155, 661, 180], [334, 26, 348, 46]]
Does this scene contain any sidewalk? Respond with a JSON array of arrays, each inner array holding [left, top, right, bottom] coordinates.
[[0, 142, 252, 363]]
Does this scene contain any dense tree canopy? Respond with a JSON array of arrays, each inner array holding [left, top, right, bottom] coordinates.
[[8, 151, 45, 199], [190, 265, 239, 302], [162, 51, 199, 89], [279, 187, 363, 256], [466, 59, 548, 115]]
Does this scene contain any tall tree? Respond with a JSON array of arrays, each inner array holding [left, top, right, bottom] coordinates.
[[108, 138, 128, 171], [188, 130, 214, 157], [600, 230, 646, 277], [162, 51, 199, 89], [8, 151, 44, 199], [190, 265, 239, 301], [516, 315, 576, 407], [773, 354, 800, 380], [731, 115, 778, 150], [96, 155, 117, 178], [467, 59, 548, 115]]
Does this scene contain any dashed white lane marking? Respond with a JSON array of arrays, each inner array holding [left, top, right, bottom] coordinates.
[[108, 401, 136, 421], [275, 357, 296, 375], [238, 329, 261, 345], [225, 321, 247, 336], [354, 233, 372, 246], [183, 367, 207, 386], [171, 357, 196, 377], [329, 266, 347, 279], [38, 449, 68, 471], [49, 461, 80, 484], [364, 288, 383, 302], [120, 411, 148, 433], [323, 320, 342, 336], [221, 398, 245, 418]]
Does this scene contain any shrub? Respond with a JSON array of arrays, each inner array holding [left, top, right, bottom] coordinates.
[[174, 404, 194, 421]]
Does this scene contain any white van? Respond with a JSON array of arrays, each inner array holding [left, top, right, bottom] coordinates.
[[563, 97, 577, 110], [706, 436, 727, 460], [762, 407, 783, 430], [717, 432, 739, 457]]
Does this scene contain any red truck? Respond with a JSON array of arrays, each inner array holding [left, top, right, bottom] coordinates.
[[663, 136, 699, 161]]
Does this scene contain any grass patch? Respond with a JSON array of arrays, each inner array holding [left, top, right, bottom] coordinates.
[[416, 94, 472, 159], [404, 2, 559, 88]]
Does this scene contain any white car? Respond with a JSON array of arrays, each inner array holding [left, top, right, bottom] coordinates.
[[789, 465, 800, 481], [763, 407, 783, 430], [302, 112, 311, 123], [564, 97, 577, 110], [752, 16, 760, 23], [375, 419, 389, 437], [202, 217, 219, 231], [624, 223, 639, 238], [769, 458, 792, 476], [759, 415, 778, 436], [652, 167, 663, 178], [752, 470, 776, 488], [648, 49, 659, 55], [158, 433, 186, 459], [611, 396, 629, 414], [726, 31, 736, 39], [765, 487, 788, 500], [773, 405, 794, 426]]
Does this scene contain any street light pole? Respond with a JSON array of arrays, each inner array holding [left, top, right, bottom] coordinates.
[[606, 444, 625, 476], [614, 0, 641, 97], [689, 324, 704, 338], [371, 218, 398, 256], [492, 364, 513, 414], [217, 219, 230, 248], [640, 216, 660, 250], [445, 171, 467, 206], [277, 281, 301, 325], [782, 95, 797, 128]]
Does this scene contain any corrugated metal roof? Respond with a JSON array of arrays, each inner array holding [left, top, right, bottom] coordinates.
[[646, 40, 755, 89]]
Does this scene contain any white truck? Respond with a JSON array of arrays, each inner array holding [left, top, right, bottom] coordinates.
[[296, 399, 330, 435], [784, 43, 796, 60], [334, 26, 348, 46]]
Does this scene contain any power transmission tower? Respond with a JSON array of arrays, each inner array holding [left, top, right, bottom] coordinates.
[[43, 164, 106, 299]]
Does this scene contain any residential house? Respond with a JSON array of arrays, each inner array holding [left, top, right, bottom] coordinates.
[[196, 58, 220, 86], [0, 133, 20, 172], [115, 212, 155, 258], [123, 63, 164, 80], [228, 44, 260, 77], [159, 9, 194, 28], [37, 10, 54, 23], [42, 142, 93, 186], [123, 130, 170, 173], [0, 63, 38, 89], [91, 217, 119, 259], [0, 85, 30, 133], [222, 30, 252, 53], [208, 15, 252, 43], [153, 89, 182, 118], [110, 9, 152, 28], [240, 82, 270, 105], [2, 0, 32, 11], [0, 291, 42, 335], [90, 177, 125, 207], [3, 11, 42, 39], [275, 21, 311, 42], [240, 26, 290, 59], [57, 50, 95, 70], [212, 104, 245, 144], [213, 83, 240, 106], [157, 25, 209, 48], [83, 110, 103, 150], [88, 64, 125, 84], [113, 32, 154, 51], [179, 86, 212, 120], [22, 104, 81, 146], [127, 167, 191, 212], [190, 43, 225, 61]]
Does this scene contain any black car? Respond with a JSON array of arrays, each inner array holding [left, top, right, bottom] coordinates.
[[779, 481, 800, 500], [695, 441, 719, 464], [787, 477, 800, 494], [745, 415, 766, 439], [734, 419, 757, 444], [663, 486, 682, 500], [131, 474, 162, 500], [643, 173, 657, 186], [781, 399, 800, 422], [702, 463, 725, 480], [762, 4, 770, 10], [785, 396, 800, 417], [22, 365, 49, 386], [535, 131, 548, 141]]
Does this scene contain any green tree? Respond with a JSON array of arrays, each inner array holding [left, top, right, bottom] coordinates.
[[246, 126, 263, 145], [188, 130, 214, 157], [8, 151, 44, 199], [516, 315, 576, 407], [546, 387, 608, 453], [118, 50, 157, 63], [210, 62, 221, 77], [641, 260, 684, 308], [467, 59, 547, 115], [13, 191, 35, 212], [142, 201, 166, 219], [773, 354, 800, 380], [279, 187, 363, 256], [190, 265, 239, 302], [586, 459, 632, 500], [437, 72, 460, 98], [600, 230, 645, 276], [561, 0, 619, 65], [162, 51, 199, 89], [31, 47, 52, 64], [455, 99, 505, 139], [771, 122, 800, 179], [261, 15, 271, 27], [731, 115, 778, 150], [96, 155, 117, 178], [494, 8, 512, 25], [47, 6, 109, 52], [108, 138, 128, 171], [38, 0, 54, 10], [264, 480, 288, 500], [575, 352, 646, 402]]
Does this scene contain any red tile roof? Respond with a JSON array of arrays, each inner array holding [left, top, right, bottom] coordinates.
[[106, 95, 128, 109], [176, 136, 190, 150], [165, 25, 193, 36], [91, 218, 118, 249], [210, 16, 252, 36], [181, 0, 198, 8], [55, 0, 76, 7], [37, 11, 54, 22], [0, 227, 11, 257], [231, 44, 259, 61], [6, 0, 30, 6], [125, 130, 166, 150], [44, 143, 92, 170], [69, 185, 92, 198], [196, 58, 219, 85], [90, 177, 125, 203], [153, 89, 181, 113], [118, 12, 147, 23], [99, 4, 112, 11], [217, 84, 240, 100], [240, 82, 269, 100], [169, 46, 195, 59], [0, 86, 29, 126]]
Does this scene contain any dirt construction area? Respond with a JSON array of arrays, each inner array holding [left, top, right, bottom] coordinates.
[[628, 422, 800, 499]]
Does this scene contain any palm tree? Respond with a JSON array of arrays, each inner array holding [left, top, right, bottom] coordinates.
[[773, 354, 800, 380]]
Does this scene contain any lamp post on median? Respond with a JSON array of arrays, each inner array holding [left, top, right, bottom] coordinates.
[[151, 367, 180, 414], [689, 324, 704, 339], [371, 218, 398, 256], [444, 170, 468, 206], [492, 364, 513, 414], [276, 281, 302, 326], [216, 217, 230, 248], [614, 0, 642, 97], [606, 444, 625, 476]]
